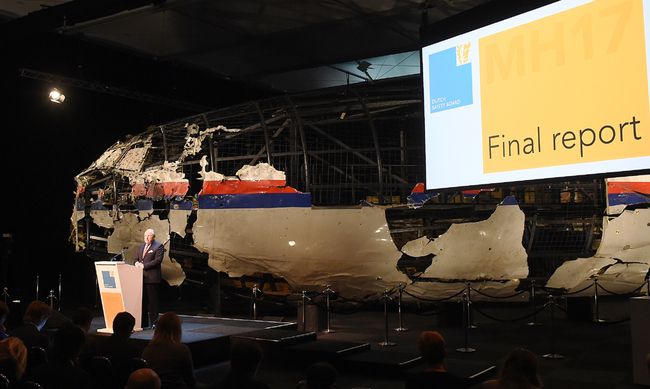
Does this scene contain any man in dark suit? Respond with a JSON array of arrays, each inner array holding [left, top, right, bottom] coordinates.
[[135, 228, 164, 328], [7, 300, 52, 351]]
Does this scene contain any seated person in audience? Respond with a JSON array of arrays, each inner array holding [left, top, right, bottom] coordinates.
[[405, 331, 468, 389], [0, 302, 9, 341], [0, 337, 27, 382], [306, 361, 337, 389], [142, 312, 196, 389], [29, 322, 92, 389], [0, 349, 20, 386], [481, 348, 542, 389], [210, 340, 270, 389], [7, 301, 52, 350], [72, 307, 97, 360], [92, 311, 141, 387], [127, 368, 162, 389]]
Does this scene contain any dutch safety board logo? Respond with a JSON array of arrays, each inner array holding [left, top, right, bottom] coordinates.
[[429, 42, 474, 114]]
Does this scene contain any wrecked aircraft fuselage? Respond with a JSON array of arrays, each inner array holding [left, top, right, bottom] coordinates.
[[71, 81, 650, 305]]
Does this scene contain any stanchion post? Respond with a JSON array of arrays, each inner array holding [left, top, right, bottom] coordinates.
[[466, 282, 476, 329], [527, 280, 542, 326], [394, 283, 409, 332], [302, 290, 307, 332], [593, 278, 603, 323], [58, 274, 62, 311], [543, 295, 563, 359], [252, 284, 259, 320], [323, 285, 335, 333], [380, 290, 396, 346], [47, 289, 57, 309], [457, 293, 475, 353]]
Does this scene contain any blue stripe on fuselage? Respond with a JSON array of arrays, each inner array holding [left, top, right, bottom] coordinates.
[[198, 193, 312, 209]]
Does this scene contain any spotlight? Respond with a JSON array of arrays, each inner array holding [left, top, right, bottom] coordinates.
[[49, 88, 65, 103]]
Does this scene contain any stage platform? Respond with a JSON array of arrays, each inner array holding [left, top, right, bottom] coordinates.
[[91, 315, 305, 367], [89, 313, 433, 378], [82, 295, 636, 389]]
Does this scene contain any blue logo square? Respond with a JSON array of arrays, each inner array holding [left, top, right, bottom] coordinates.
[[429, 46, 473, 113], [102, 270, 116, 289]]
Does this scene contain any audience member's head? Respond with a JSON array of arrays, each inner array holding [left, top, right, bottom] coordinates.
[[113, 311, 136, 336], [0, 338, 27, 379], [418, 331, 447, 369], [23, 301, 52, 329], [51, 322, 86, 362], [306, 361, 337, 389], [150, 312, 182, 346], [0, 350, 19, 384], [126, 368, 161, 389], [72, 307, 94, 333], [229, 340, 263, 375], [0, 302, 9, 327], [498, 348, 542, 388]]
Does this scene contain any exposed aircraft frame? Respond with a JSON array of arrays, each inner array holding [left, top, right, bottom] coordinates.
[[71, 76, 648, 312]]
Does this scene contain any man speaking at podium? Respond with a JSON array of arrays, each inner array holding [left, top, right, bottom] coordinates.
[[135, 228, 164, 328]]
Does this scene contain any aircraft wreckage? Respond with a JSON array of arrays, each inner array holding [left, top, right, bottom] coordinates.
[[71, 77, 650, 306]]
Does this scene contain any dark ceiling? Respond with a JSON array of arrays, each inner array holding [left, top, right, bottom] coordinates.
[[0, 0, 493, 111]]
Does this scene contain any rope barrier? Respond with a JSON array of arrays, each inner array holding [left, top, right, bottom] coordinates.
[[472, 302, 549, 323], [470, 287, 527, 299], [595, 281, 646, 296], [403, 287, 465, 302], [231, 279, 640, 328]]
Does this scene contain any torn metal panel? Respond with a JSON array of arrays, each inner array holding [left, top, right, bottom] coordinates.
[[77, 142, 125, 177], [607, 175, 650, 215], [401, 198, 528, 281], [93, 145, 124, 170], [135, 199, 154, 220], [169, 201, 193, 238], [90, 210, 114, 229], [122, 162, 190, 200], [237, 163, 286, 180], [179, 124, 221, 161], [107, 213, 185, 286], [546, 257, 617, 291], [116, 145, 149, 171], [546, 208, 650, 294], [193, 206, 407, 298], [407, 183, 438, 209]]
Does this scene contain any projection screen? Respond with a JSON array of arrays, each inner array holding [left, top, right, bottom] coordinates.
[[423, 0, 650, 191]]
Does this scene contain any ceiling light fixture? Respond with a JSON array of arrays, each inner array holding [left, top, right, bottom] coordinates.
[[48, 88, 65, 103], [356, 60, 374, 81]]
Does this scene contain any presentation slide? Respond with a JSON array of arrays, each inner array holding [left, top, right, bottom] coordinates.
[[423, 0, 650, 191]]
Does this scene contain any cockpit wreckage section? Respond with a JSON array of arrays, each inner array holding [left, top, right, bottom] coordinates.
[[71, 88, 650, 304]]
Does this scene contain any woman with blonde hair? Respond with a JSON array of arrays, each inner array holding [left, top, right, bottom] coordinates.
[[482, 348, 542, 389], [142, 312, 196, 389], [0, 338, 27, 378], [0, 337, 27, 384]]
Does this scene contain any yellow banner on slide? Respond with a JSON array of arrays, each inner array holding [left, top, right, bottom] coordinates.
[[480, 0, 650, 173]]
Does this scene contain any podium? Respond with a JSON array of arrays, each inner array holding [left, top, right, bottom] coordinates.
[[95, 261, 143, 333]]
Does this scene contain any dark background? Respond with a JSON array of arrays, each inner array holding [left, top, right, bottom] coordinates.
[[0, 32, 277, 312]]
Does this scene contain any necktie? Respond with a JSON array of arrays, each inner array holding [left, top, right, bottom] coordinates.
[[144, 244, 150, 258]]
